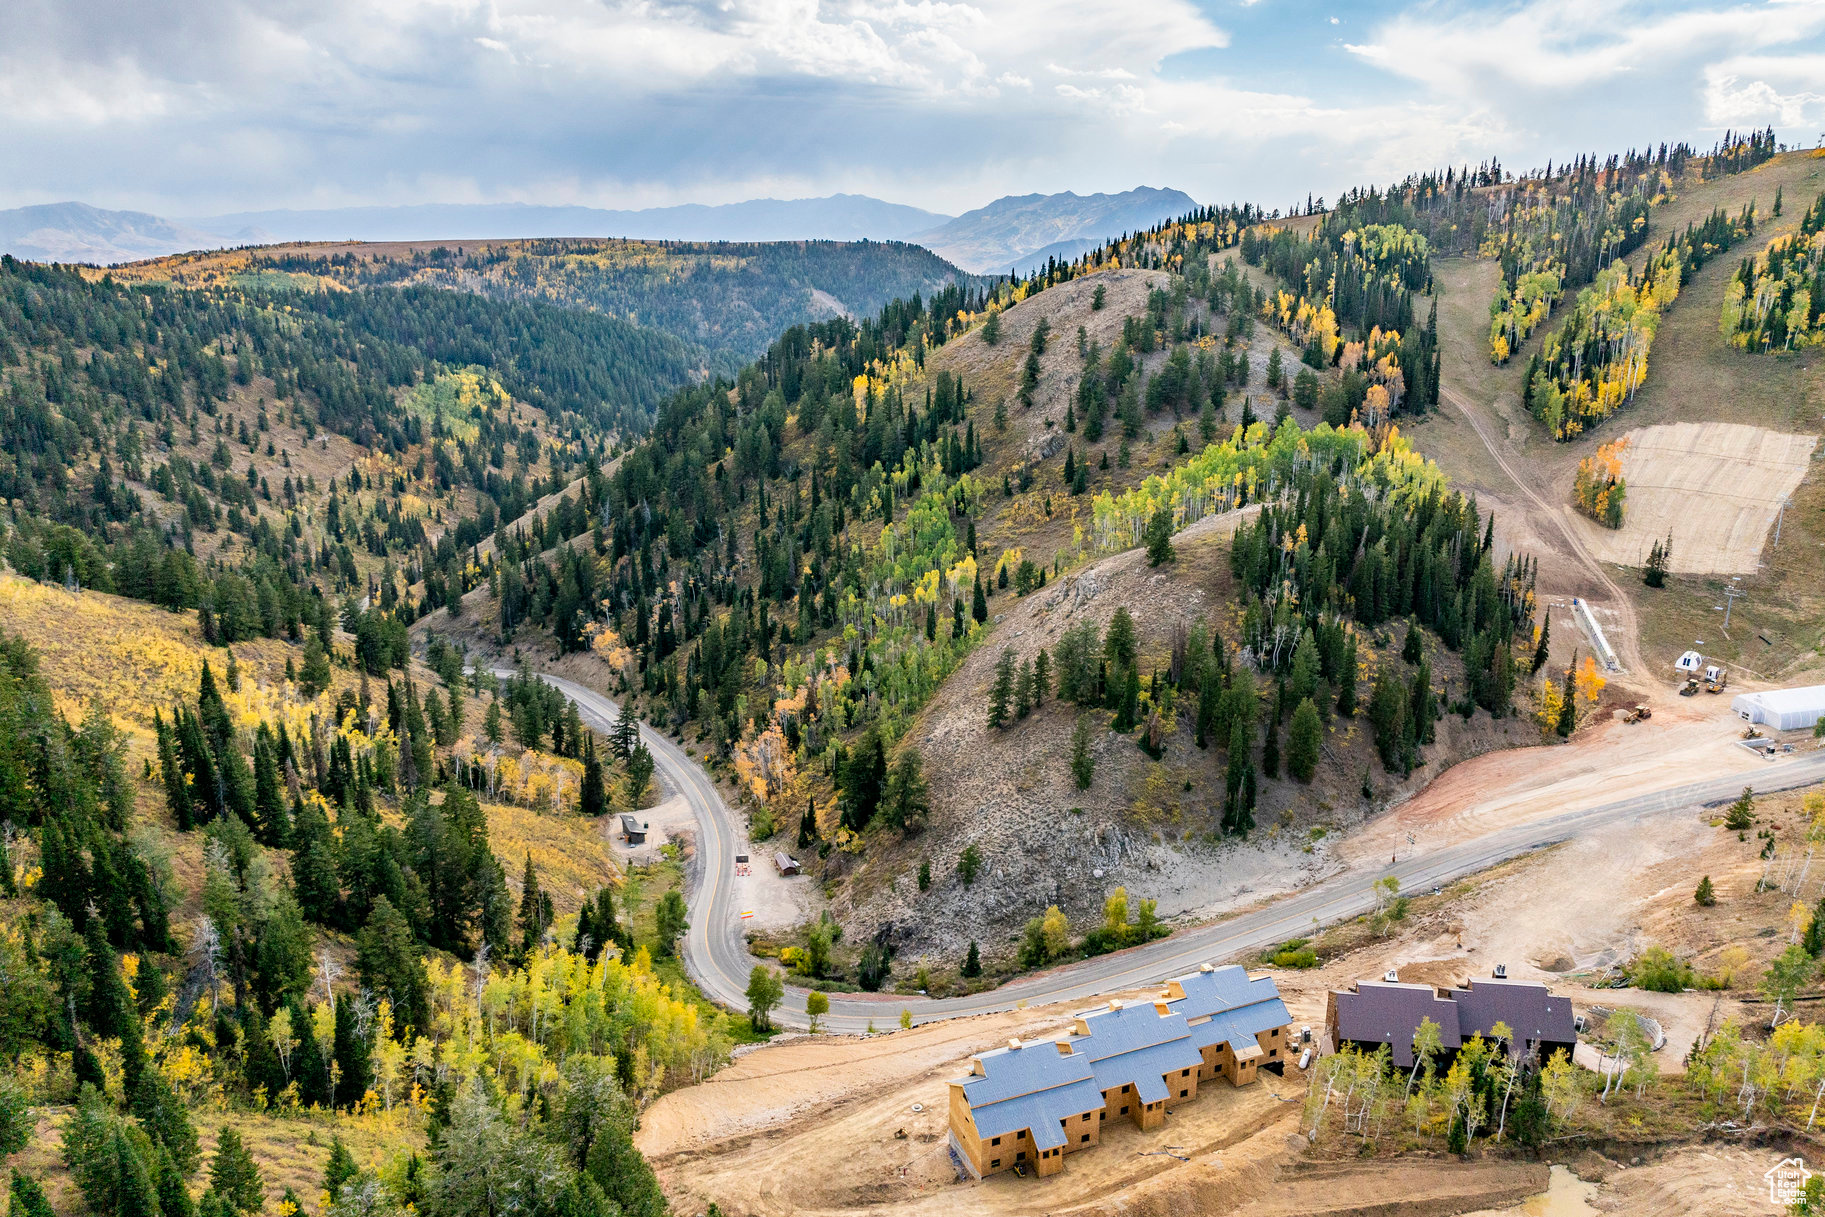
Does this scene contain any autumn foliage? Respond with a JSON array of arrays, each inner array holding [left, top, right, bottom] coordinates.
[[1573, 438, 1629, 529]]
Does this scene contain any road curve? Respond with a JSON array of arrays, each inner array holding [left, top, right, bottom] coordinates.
[[525, 670, 1825, 1034]]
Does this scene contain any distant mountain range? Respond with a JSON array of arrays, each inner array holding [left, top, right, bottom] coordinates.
[[0, 187, 1200, 274], [183, 194, 949, 248], [909, 187, 1200, 274], [0, 202, 266, 266]]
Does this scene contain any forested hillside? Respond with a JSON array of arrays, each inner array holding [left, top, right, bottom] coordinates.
[[114, 237, 976, 364], [412, 180, 1566, 978], [0, 251, 753, 1217]]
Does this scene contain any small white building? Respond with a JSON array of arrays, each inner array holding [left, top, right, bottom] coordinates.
[[1731, 685, 1825, 732], [1675, 650, 1705, 675]]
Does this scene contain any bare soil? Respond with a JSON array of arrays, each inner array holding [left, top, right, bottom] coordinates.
[[1567, 422, 1817, 575]]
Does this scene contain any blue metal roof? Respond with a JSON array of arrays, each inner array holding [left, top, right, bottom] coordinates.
[[956, 1041, 1103, 1147], [969, 1080, 1106, 1148], [1182, 998, 1291, 1053], [1069, 1003, 1204, 1105], [1167, 965, 1284, 1019]]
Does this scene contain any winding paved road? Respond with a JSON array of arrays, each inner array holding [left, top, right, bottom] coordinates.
[[529, 671, 1825, 1035]]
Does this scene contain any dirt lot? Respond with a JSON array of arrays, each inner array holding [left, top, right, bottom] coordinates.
[[1567, 422, 1817, 574]]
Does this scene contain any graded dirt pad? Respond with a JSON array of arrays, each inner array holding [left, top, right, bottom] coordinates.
[[1567, 422, 1817, 575]]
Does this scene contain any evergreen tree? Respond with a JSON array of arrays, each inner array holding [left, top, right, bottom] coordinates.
[[321, 1137, 358, 1204], [516, 853, 551, 958], [962, 941, 981, 978], [1695, 876, 1718, 908], [1262, 715, 1281, 778], [207, 1127, 263, 1214], [981, 311, 1001, 346], [1369, 667, 1410, 772], [579, 734, 607, 817], [971, 574, 988, 624], [357, 897, 427, 1035], [1337, 633, 1359, 717], [331, 997, 370, 1109], [1287, 698, 1322, 783], [1401, 618, 1421, 663], [1555, 663, 1577, 738], [1531, 613, 1551, 674], [1033, 649, 1050, 706], [797, 797, 819, 849], [10, 1170, 55, 1217], [987, 649, 1015, 729], [1144, 507, 1175, 566]]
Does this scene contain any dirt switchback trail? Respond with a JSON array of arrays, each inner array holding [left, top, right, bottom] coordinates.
[[1438, 382, 1646, 676]]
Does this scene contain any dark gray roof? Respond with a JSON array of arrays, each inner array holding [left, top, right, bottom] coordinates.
[[955, 1042, 1102, 1149], [1068, 1003, 1204, 1105], [1447, 978, 1577, 1047], [1331, 982, 1462, 1068]]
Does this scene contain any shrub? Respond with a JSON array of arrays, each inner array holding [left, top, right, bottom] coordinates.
[[1630, 945, 1696, 992]]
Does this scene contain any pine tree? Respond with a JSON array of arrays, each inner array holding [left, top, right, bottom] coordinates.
[[1401, 618, 1421, 663], [987, 649, 1015, 729], [1288, 699, 1322, 783], [154, 711, 194, 831], [1694, 875, 1717, 907], [1014, 658, 1034, 719], [798, 797, 819, 849], [207, 1127, 263, 1214], [1725, 787, 1756, 830], [10, 1170, 55, 1217], [1262, 715, 1281, 778], [580, 734, 607, 817], [1644, 533, 1671, 588], [962, 941, 981, 977], [331, 997, 370, 1110], [972, 574, 988, 624], [1555, 663, 1577, 738], [483, 696, 503, 744], [1032, 649, 1050, 705], [1144, 507, 1175, 566], [516, 853, 550, 957], [322, 1137, 358, 1204], [981, 311, 1001, 346], [1531, 613, 1551, 673]]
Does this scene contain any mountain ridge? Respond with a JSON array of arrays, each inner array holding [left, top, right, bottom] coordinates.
[[1, 186, 1203, 270]]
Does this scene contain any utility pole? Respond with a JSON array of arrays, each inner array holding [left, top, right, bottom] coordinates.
[[1722, 583, 1745, 630], [1774, 496, 1790, 548]]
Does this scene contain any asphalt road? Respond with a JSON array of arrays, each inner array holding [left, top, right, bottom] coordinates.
[[525, 670, 1825, 1034]]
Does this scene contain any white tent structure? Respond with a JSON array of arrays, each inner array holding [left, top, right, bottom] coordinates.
[[1675, 650, 1705, 674], [1731, 685, 1825, 732]]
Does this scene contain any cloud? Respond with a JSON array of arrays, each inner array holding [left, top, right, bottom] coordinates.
[[1346, 0, 1825, 98], [1704, 54, 1825, 127], [1, 0, 1821, 218]]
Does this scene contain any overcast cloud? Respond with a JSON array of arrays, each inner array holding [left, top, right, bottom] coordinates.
[[4, 0, 1824, 216]]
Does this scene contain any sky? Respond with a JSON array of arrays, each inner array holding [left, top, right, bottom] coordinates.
[[4, 0, 1825, 218]]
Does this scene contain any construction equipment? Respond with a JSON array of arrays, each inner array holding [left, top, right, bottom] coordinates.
[[1704, 665, 1729, 693], [1623, 704, 1652, 724], [1680, 678, 1700, 696]]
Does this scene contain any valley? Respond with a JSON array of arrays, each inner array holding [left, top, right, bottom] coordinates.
[[5, 128, 1825, 1217]]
